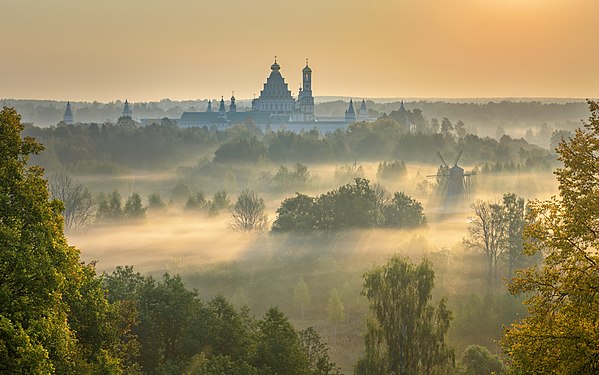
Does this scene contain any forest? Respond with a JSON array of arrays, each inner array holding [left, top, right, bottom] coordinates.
[[1, 99, 597, 374], [4, 97, 586, 142]]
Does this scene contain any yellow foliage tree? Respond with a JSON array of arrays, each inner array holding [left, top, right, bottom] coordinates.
[[502, 101, 599, 373]]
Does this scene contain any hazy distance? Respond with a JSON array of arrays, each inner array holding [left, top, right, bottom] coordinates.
[[2, 0, 598, 101]]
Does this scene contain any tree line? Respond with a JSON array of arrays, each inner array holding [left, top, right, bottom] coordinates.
[[23, 114, 556, 176]]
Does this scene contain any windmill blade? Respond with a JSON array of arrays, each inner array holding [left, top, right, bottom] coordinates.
[[453, 150, 463, 166], [436, 151, 449, 168]]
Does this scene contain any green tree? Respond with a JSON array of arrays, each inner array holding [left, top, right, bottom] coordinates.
[[454, 120, 467, 139], [204, 295, 256, 361], [299, 327, 341, 375], [318, 178, 375, 230], [147, 193, 167, 211], [376, 160, 407, 181], [455, 345, 505, 375], [272, 179, 426, 232], [501, 101, 599, 373], [184, 353, 258, 375], [214, 137, 268, 163], [441, 117, 454, 137], [97, 190, 123, 221], [124, 192, 146, 219], [209, 190, 231, 215], [356, 255, 454, 375], [253, 307, 308, 375], [136, 274, 199, 372], [327, 288, 345, 325], [502, 193, 526, 279], [0, 107, 129, 373], [383, 192, 427, 228], [185, 191, 207, 210], [272, 193, 317, 232]]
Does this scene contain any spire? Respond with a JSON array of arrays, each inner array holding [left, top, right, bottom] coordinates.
[[63, 101, 74, 124], [345, 99, 356, 122], [121, 99, 133, 118], [218, 96, 227, 120], [229, 91, 237, 113], [400, 100, 406, 111], [206, 100, 212, 112], [358, 99, 369, 121]]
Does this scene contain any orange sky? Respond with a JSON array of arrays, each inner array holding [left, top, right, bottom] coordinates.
[[1, 0, 598, 102]]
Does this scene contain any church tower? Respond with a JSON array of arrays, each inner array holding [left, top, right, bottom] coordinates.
[[63, 102, 74, 124], [122, 100, 133, 118], [298, 59, 315, 121], [358, 99, 369, 121], [218, 96, 228, 120], [302, 59, 312, 96], [214, 96, 231, 129], [229, 92, 237, 113], [345, 99, 356, 122], [206, 100, 213, 112]]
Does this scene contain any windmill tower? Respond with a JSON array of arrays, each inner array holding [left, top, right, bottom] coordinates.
[[427, 151, 474, 202]]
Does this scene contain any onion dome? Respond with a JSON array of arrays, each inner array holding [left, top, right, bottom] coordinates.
[[303, 58, 312, 73], [271, 56, 280, 71]]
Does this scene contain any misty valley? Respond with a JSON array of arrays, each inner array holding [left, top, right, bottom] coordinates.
[[3, 96, 595, 374]]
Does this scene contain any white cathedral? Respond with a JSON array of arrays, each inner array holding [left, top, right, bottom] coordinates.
[[250, 58, 314, 122], [176, 58, 372, 132]]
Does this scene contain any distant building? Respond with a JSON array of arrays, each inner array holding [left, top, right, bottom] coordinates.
[[170, 58, 371, 133], [251, 57, 296, 114], [229, 92, 237, 113], [63, 102, 74, 124], [216, 96, 230, 127], [121, 100, 133, 118], [291, 59, 315, 122], [358, 100, 368, 121], [345, 99, 356, 122]]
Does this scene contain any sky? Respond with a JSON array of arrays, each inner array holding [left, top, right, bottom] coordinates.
[[2, 0, 598, 102]]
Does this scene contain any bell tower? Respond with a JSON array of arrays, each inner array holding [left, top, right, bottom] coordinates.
[[299, 58, 315, 121], [302, 58, 312, 95]]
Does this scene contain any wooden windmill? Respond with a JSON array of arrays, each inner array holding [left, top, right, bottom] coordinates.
[[427, 151, 475, 202]]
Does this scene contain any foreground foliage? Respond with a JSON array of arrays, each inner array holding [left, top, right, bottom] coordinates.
[[0, 107, 133, 373], [355, 255, 454, 375], [103, 267, 340, 374], [501, 100, 599, 373]]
